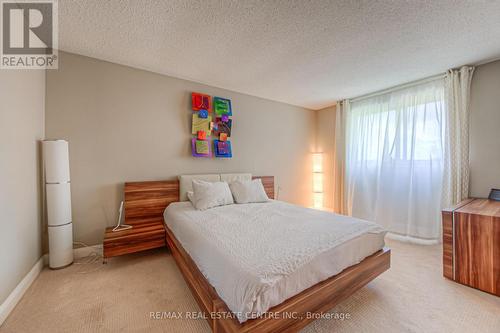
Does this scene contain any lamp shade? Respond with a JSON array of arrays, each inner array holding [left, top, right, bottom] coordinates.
[[46, 183, 72, 227], [313, 172, 324, 193], [43, 140, 70, 183], [43, 139, 73, 269], [312, 153, 323, 173], [313, 192, 324, 209]]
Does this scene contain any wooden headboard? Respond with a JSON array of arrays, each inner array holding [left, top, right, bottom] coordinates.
[[124, 176, 274, 224]]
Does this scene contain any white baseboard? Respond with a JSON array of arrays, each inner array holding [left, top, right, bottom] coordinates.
[[1, 244, 103, 326], [0, 256, 44, 326]]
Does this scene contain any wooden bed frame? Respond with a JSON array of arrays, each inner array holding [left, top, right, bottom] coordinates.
[[124, 176, 391, 333]]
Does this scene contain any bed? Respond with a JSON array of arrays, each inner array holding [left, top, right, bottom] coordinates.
[[123, 175, 390, 333]]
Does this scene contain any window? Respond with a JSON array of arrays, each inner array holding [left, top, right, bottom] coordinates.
[[345, 79, 446, 240]]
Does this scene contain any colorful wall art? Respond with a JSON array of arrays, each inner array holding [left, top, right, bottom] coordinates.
[[214, 139, 232, 158], [191, 113, 212, 135], [191, 138, 211, 157], [213, 97, 232, 116], [213, 117, 232, 137], [192, 92, 211, 111], [191, 92, 232, 158]]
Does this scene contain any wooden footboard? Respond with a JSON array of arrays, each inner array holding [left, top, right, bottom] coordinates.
[[166, 225, 391, 333]]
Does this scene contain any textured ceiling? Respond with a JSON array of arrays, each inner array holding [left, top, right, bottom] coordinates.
[[59, 0, 500, 110]]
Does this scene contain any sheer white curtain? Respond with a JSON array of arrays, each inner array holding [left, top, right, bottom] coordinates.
[[345, 79, 446, 240], [333, 100, 348, 214], [442, 66, 475, 207]]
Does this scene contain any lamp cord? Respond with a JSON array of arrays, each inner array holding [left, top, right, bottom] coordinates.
[[73, 241, 104, 273]]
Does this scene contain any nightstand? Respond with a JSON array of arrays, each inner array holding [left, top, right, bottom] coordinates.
[[103, 218, 166, 262]]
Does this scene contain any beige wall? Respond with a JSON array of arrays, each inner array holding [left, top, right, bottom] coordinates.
[[315, 106, 336, 210], [46, 52, 316, 246], [470, 60, 500, 198], [0, 70, 45, 304]]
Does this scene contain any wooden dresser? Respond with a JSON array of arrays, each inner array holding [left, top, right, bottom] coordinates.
[[442, 198, 500, 296]]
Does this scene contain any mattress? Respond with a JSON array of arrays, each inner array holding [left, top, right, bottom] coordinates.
[[164, 200, 386, 323]]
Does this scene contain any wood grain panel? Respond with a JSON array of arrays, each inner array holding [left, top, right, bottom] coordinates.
[[494, 219, 500, 295], [441, 198, 475, 280], [442, 210, 453, 279], [455, 211, 498, 294], [456, 199, 500, 217], [451, 199, 500, 296], [103, 180, 179, 259], [124, 180, 180, 223], [165, 224, 390, 333], [441, 198, 475, 214], [103, 222, 166, 258]]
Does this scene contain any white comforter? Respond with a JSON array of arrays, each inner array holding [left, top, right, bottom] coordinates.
[[164, 200, 386, 322]]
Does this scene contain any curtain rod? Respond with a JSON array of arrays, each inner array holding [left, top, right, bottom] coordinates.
[[349, 73, 446, 103]]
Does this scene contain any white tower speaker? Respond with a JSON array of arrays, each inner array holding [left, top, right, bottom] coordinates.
[[43, 140, 74, 269]]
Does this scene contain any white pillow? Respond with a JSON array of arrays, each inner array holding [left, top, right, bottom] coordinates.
[[178, 174, 221, 201], [229, 179, 269, 204], [192, 180, 234, 210], [186, 191, 195, 204]]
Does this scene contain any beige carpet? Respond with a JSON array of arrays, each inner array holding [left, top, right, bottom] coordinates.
[[1, 239, 499, 333]]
